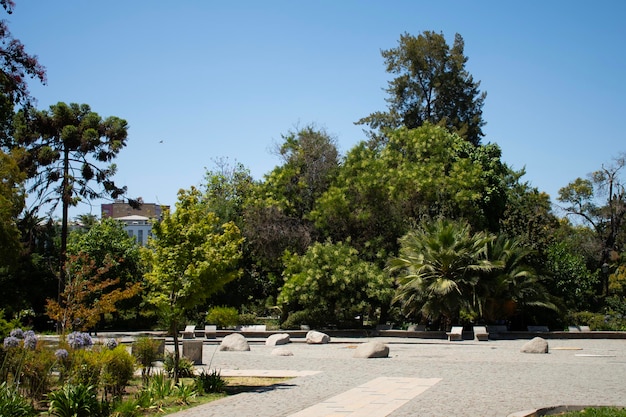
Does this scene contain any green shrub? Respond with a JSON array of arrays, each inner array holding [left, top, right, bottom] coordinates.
[[569, 310, 626, 331], [163, 352, 194, 379], [47, 383, 101, 417], [206, 306, 239, 328], [110, 397, 142, 417], [102, 345, 136, 398], [68, 348, 103, 388], [238, 312, 257, 325], [195, 369, 227, 393], [281, 309, 330, 329], [146, 371, 173, 401], [0, 381, 37, 417], [131, 337, 160, 381], [21, 347, 55, 400], [560, 407, 626, 416], [174, 381, 197, 405], [0, 344, 27, 384]]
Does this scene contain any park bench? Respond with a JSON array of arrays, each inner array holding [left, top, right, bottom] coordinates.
[[182, 325, 196, 339], [446, 326, 463, 341], [473, 326, 489, 341], [204, 324, 217, 338]]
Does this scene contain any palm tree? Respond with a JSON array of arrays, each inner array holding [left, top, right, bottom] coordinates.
[[388, 218, 494, 329], [475, 235, 558, 323]]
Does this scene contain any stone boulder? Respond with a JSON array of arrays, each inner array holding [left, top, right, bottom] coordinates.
[[271, 347, 294, 356], [353, 341, 390, 358], [306, 330, 330, 344], [521, 337, 549, 354], [219, 333, 250, 351], [266, 333, 291, 346]]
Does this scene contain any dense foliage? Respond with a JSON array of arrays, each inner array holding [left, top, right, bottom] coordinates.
[[0, 20, 623, 334]]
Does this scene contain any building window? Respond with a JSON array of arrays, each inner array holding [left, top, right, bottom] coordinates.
[[138, 229, 144, 246]]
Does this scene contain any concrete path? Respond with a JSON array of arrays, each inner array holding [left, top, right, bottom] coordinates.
[[165, 337, 626, 417]]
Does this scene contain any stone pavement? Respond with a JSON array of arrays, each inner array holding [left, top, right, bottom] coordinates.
[[164, 337, 626, 417]]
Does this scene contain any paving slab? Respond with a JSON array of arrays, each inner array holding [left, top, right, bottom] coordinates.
[[165, 337, 626, 417]]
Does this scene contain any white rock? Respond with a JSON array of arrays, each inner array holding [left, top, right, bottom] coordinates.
[[219, 333, 250, 351], [271, 347, 294, 356], [520, 337, 549, 354], [266, 333, 291, 346], [353, 341, 390, 358], [306, 330, 330, 344]]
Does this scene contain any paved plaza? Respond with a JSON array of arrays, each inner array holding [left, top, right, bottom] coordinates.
[[162, 336, 626, 417]]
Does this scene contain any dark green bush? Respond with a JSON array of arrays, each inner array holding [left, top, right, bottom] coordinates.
[[0, 381, 37, 417], [163, 352, 194, 379], [281, 309, 331, 329], [206, 306, 239, 328], [195, 369, 227, 393], [238, 312, 257, 326], [47, 383, 101, 417]]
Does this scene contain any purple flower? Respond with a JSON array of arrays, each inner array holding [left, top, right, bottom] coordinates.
[[105, 338, 118, 350], [23, 334, 38, 350], [3, 336, 20, 348], [55, 349, 69, 360], [67, 332, 93, 349], [9, 328, 24, 339]]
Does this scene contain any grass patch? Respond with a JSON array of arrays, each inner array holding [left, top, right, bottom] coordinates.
[[222, 376, 294, 395], [556, 407, 626, 416]]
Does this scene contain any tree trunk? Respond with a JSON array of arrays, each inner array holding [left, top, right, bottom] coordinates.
[[172, 322, 180, 384]]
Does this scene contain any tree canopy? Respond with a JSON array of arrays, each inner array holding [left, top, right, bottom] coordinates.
[[278, 240, 393, 327], [0, 149, 25, 269], [142, 187, 243, 381], [357, 31, 486, 146]]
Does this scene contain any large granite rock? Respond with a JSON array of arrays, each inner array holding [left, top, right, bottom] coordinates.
[[306, 330, 330, 344], [271, 347, 294, 356], [219, 333, 250, 351], [521, 337, 549, 354], [353, 341, 390, 358], [266, 333, 291, 346]]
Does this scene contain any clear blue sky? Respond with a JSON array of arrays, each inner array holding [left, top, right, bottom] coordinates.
[[8, 1, 626, 219]]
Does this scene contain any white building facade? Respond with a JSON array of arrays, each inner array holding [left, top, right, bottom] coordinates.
[[116, 215, 152, 246]]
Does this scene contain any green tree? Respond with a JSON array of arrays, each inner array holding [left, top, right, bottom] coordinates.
[[311, 124, 508, 263], [545, 240, 597, 311], [558, 154, 626, 294], [500, 171, 559, 255], [142, 187, 243, 382], [0, 149, 25, 269], [201, 160, 267, 312], [277, 240, 393, 327], [388, 218, 494, 329], [267, 125, 339, 217], [242, 125, 339, 301], [67, 216, 144, 329], [357, 31, 486, 146], [12, 102, 135, 304], [478, 236, 557, 325]]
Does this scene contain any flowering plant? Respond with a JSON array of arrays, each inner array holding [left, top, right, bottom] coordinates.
[[104, 338, 118, 349], [3, 336, 19, 348], [55, 348, 69, 360], [9, 328, 25, 339], [67, 331, 93, 349]]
